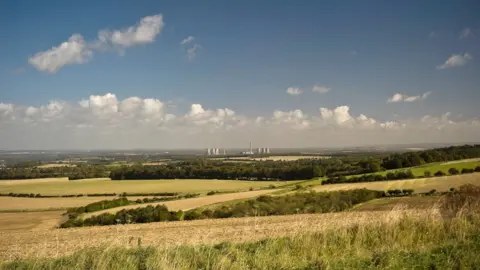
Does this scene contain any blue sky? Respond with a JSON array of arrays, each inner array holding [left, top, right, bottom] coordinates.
[[0, 0, 479, 149]]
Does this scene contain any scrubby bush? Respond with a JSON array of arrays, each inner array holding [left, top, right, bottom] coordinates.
[[322, 170, 415, 185], [461, 168, 474, 174], [448, 168, 459, 175], [61, 189, 385, 228], [475, 166, 480, 172], [434, 171, 445, 177]]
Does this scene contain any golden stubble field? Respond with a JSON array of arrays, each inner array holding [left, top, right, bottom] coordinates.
[[0, 209, 438, 261], [0, 196, 167, 211], [0, 178, 291, 195]]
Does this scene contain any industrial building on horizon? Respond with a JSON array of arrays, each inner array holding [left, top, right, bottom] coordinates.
[[206, 148, 226, 156], [206, 142, 270, 156]]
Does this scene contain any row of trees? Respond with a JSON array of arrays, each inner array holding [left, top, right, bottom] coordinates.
[[323, 170, 416, 185], [110, 162, 326, 181], [323, 166, 480, 185], [382, 145, 480, 170], [60, 189, 386, 228]]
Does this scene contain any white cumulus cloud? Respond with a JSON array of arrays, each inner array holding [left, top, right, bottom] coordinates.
[[1, 94, 480, 149], [186, 44, 201, 60], [29, 14, 164, 73], [312, 85, 330, 94], [98, 14, 164, 48], [286, 87, 302, 95], [28, 34, 93, 73], [436, 53, 472, 69], [387, 92, 432, 103], [459, 28, 474, 39], [180, 36, 195, 45]]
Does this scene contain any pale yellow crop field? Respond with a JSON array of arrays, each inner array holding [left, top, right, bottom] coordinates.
[[313, 173, 480, 193], [0, 178, 292, 196], [0, 209, 434, 261], [215, 155, 330, 162], [83, 189, 278, 218], [0, 196, 160, 211], [0, 211, 64, 232], [36, 164, 77, 168]]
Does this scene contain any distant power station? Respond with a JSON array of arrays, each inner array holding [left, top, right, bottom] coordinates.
[[257, 147, 270, 154], [206, 142, 270, 156], [241, 142, 269, 155], [206, 148, 226, 156]]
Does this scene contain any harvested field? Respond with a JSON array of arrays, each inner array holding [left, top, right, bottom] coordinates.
[[0, 178, 70, 185], [216, 156, 330, 162], [253, 155, 330, 161], [314, 173, 480, 193], [36, 164, 76, 168], [0, 178, 292, 196], [0, 209, 436, 261], [0, 211, 64, 232], [0, 196, 160, 212], [83, 189, 278, 218]]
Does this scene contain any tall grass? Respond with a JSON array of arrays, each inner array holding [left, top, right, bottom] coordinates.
[[4, 186, 480, 269], [3, 209, 480, 269]]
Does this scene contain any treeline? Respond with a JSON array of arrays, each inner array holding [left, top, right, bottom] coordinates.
[[110, 162, 326, 181], [60, 189, 385, 228], [0, 165, 108, 180], [323, 166, 480, 185], [323, 170, 415, 185], [382, 144, 480, 170], [0, 192, 178, 198], [65, 193, 201, 220]]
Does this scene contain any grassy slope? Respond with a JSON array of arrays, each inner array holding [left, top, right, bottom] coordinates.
[[0, 179, 298, 196], [297, 159, 480, 188], [4, 209, 480, 269], [313, 173, 480, 193], [349, 160, 480, 179]]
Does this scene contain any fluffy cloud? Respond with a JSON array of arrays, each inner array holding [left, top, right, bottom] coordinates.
[[459, 28, 474, 39], [180, 36, 195, 45], [436, 53, 472, 69], [272, 109, 310, 129], [387, 91, 432, 103], [97, 14, 164, 48], [1, 95, 479, 149], [28, 34, 93, 73], [286, 87, 302, 95], [312, 85, 330, 94], [29, 14, 164, 73], [186, 44, 201, 60]]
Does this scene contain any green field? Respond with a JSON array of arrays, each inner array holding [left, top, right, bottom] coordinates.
[[352, 159, 480, 179], [313, 173, 480, 193], [0, 178, 296, 196]]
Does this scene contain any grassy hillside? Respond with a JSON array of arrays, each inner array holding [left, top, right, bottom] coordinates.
[[350, 159, 480, 179], [3, 207, 480, 269], [313, 173, 480, 193]]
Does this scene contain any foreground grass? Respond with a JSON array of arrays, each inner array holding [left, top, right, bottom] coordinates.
[[3, 208, 480, 269]]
